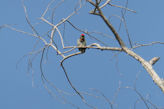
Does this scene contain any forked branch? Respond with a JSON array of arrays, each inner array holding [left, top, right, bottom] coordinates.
[[87, 0, 164, 93]]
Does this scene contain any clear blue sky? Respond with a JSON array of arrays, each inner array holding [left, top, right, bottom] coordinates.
[[1, 0, 164, 109]]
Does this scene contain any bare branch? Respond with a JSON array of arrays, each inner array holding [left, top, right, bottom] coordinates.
[[51, 0, 65, 24], [90, 88, 114, 109], [22, 3, 49, 46], [149, 57, 160, 65], [120, 0, 133, 48], [16, 47, 45, 70], [40, 46, 80, 109], [63, 44, 122, 51], [123, 47, 164, 93], [109, 2, 136, 13], [50, 44, 65, 58], [66, 20, 109, 46], [40, 0, 82, 27], [62, 47, 76, 54], [88, 0, 126, 48], [88, 0, 164, 94], [41, 0, 56, 18], [60, 52, 85, 101], [133, 41, 164, 49], [100, 0, 111, 9], [109, 11, 133, 48], [60, 50, 100, 109], [23, 3, 39, 36], [89, 31, 115, 40], [99, 11, 126, 47], [61, 52, 82, 64], [61, 58, 97, 109], [124, 86, 150, 109], [5, 24, 35, 37]]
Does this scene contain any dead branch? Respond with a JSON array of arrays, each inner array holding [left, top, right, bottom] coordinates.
[[41, 0, 56, 18], [123, 47, 164, 93], [109, 2, 136, 13], [149, 57, 160, 65], [60, 52, 91, 108], [124, 86, 152, 109], [88, 0, 126, 48], [133, 41, 164, 49], [87, 0, 164, 94], [99, 0, 111, 9], [61, 61, 97, 109], [63, 44, 122, 51], [90, 88, 114, 109], [66, 20, 109, 46], [120, 0, 133, 48], [40, 46, 81, 109]]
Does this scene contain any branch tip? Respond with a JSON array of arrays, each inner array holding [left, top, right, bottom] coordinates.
[[149, 57, 160, 65]]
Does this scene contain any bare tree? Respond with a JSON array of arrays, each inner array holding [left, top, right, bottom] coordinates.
[[3, 0, 164, 108]]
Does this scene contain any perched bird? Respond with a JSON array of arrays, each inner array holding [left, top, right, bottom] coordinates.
[[77, 34, 86, 53]]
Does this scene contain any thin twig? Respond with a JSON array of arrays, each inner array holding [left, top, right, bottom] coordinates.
[[61, 51, 98, 109], [40, 46, 80, 109], [60, 52, 84, 100], [41, 0, 56, 18], [22, 2, 48, 45], [120, 0, 133, 48], [109, 3, 136, 13], [51, 0, 64, 24], [100, 0, 111, 9], [66, 20, 109, 46], [133, 41, 164, 49], [126, 86, 150, 109], [90, 88, 114, 109], [88, 1, 126, 47]]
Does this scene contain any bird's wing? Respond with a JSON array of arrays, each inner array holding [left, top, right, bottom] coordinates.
[[83, 40, 86, 46], [77, 39, 81, 46]]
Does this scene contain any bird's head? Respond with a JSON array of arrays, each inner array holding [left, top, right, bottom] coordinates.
[[80, 34, 85, 41]]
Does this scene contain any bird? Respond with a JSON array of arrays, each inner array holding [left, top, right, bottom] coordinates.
[[77, 34, 86, 53]]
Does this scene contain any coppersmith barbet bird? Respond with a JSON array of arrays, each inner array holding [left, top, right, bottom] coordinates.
[[77, 34, 86, 53]]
